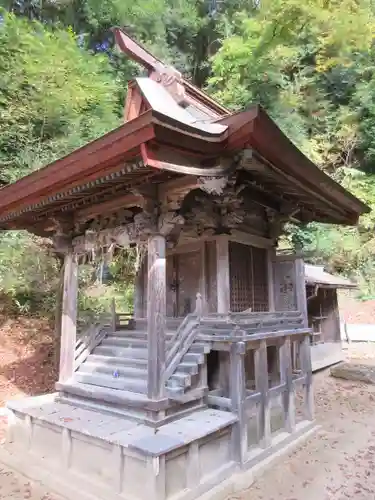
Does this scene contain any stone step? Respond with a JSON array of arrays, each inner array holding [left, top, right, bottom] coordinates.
[[166, 386, 207, 403], [170, 372, 191, 388], [56, 381, 162, 408], [189, 343, 211, 354], [87, 354, 148, 368], [178, 361, 200, 375], [164, 384, 184, 397], [182, 352, 205, 365], [102, 336, 150, 348], [101, 336, 177, 350], [74, 372, 148, 394], [94, 345, 148, 359], [108, 330, 176, 339], [78, 362, 147, 380]]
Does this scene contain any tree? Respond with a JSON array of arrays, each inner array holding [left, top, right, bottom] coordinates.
[[0, 11, 121, 182]]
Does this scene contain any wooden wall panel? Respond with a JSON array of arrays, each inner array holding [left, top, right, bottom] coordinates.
[[176, 250, 202, 316], [273, 260, 297, 311]]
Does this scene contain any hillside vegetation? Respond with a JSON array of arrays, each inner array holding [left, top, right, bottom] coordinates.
[[0, 0, 375, 317]]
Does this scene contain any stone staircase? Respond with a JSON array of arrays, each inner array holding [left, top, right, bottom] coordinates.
[[58, 318, 210, 411]]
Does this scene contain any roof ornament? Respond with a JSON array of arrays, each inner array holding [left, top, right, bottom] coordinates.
[[112, 27, 229, 117]]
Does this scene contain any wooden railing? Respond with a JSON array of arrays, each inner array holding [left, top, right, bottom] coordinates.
[[206, 327, 313, 464], [162, 293, 203, 384], [74, 321, 110, 371]]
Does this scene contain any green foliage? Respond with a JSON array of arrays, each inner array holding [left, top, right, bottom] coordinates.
[[0, 11, 121, 182], [0, 232, 59, 315]]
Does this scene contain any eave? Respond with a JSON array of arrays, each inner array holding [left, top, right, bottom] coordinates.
[[218, 106, 370, 224], [0, 110, 229, 227], [0, 102, 368, 233]]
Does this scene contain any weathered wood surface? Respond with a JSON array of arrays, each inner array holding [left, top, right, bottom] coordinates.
[[300, 336, 314, 420], [74, 323, 109, 371], [279, 336, 296, 432], [272, 257, 297, 311], [295, 258, 308, 327], [230, 341, 247, 463], [59, 252, 78, 383], [163, 294, 203, 383], [254, 339, 271, 448], [111, 298, 116, 332], [134, 266, 144, 318], [267, 248, 276, 312], [147, 234, 166, 399], [331, 362, 375, 384], [198, 328, 309, 344], [216, 235, 230, 313]]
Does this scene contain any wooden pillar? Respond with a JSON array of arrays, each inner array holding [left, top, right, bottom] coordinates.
[[295, 258, 308, 326], [216, 236, 230, 313], [254, 339, 271, 448], [300, 335, 314, 421], [59, 252, 78, 383], [147, 234, 166, 400], [134, 265, 144, 318], [280, 336, 296, 433], [230, 341, 247, 464], [200, 241, 208, 315], [267, 248, 276, 312]]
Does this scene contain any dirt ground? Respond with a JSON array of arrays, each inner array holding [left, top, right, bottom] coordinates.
[[0, 344, 375, 499], [0, 315, 56, 407]]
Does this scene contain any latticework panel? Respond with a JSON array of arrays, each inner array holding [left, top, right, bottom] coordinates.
[[229, 241, 269, 312]]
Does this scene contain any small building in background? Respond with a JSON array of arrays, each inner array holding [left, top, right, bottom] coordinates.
[[305, 264, 356, 371]]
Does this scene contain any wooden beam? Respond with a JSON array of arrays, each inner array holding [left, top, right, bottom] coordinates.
[[59, 252, 78, 383], [158, 175, 199, 199], [147, 234, 167, 399], [230, 230, 274, 249], [141, 143, 231, 175], [216, 235, 230, 313], [75, 193, 144, 223]]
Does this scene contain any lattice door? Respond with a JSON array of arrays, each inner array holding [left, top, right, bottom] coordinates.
[[229, 242, 269, 312]]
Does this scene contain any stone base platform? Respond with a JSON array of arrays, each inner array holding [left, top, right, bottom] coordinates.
[[1, 394, 317, 500]]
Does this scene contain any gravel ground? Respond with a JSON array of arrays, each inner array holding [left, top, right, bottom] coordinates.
[[0, 344, 375, 499]]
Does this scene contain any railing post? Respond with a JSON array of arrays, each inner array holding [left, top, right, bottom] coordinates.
[[230, 341, 247, 465], [279, 336, 296, 433], [111, 298, 117, 332], [300, 334, 314, 421], [147, 234, 166, 400], [59, 252, 78, 383], [254, 339, 271, 448], [195, 292, 203, 317]]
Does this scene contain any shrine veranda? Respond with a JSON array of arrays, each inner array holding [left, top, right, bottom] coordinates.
[[0, 29, 368, 500]]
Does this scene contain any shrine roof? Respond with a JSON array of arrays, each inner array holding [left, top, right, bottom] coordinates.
[[0, 30, 369, 234], [305, 264, 356, 289]]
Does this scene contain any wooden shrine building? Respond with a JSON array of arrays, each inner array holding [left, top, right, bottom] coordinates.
[[0, 30, 369, 500], [305, 264, 356, 371]]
